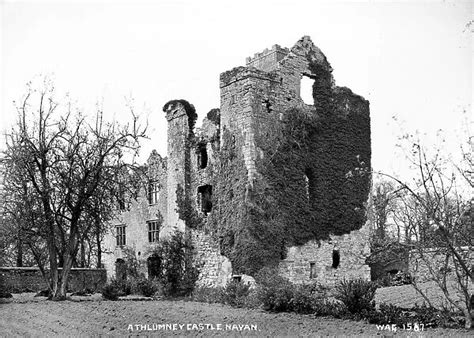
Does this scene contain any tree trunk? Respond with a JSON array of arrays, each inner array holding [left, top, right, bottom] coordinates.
[[80, 239, 85, 268], [96, 221, 102, 269], [16, 227, 23, 267], [55, 253, 74, 300], [53, 226, 80, 300]]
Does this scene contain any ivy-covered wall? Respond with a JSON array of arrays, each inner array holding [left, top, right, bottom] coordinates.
[[208, 36, 371, 276]]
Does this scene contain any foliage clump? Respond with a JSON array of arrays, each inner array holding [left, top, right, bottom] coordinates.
[[148, 230, 200, 297], [334, 278, 378, 314]]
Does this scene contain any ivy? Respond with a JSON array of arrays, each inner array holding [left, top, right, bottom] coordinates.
[[176, 183, 204, 230], [174, 64, 370, 276]]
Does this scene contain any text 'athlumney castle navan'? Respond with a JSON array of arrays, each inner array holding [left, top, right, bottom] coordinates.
[[104, 36, 372, 286]]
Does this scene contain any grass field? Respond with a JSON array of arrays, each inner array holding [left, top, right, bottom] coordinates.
[[0, 292, 472, 337]]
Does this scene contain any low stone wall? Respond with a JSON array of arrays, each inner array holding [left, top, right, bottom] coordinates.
[[0, 267, 107, 293]]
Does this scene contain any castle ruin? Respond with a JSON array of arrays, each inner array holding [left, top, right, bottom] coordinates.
[[103, 36, 372, 286]]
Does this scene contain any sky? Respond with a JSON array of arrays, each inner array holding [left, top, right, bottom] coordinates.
[[1, 0, 472, 182]]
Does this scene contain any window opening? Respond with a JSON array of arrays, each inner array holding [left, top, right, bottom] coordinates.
[[198, 185, 213, 214], [147, 220, 160, 243], [116, 225, 126, 246], [300, 75, 314, 105], [197, 144, 208, 169], [332, 249, 340, 269], [309, 262, 316, 279], [148, 181, 160, 205]]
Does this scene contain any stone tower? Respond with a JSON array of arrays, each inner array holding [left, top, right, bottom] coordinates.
[[162, 100, 195, 236]]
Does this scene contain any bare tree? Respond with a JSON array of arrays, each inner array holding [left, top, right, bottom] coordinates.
[[374, 131, 473, 328], [2, 79, 146, 299]]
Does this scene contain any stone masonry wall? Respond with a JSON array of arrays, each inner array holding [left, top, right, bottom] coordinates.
[[191, 230, 232, 287], [0, 267, 106, 293], [279, 221, 371, 286], [103, 151, 167, 280]]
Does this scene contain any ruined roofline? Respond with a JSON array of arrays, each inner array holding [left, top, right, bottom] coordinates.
[[162, 99, 198, 131]]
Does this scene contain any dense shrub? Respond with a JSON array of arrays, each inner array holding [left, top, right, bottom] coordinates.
[[0, 291, 13, 298], [148, 231, 200, 297], [101, 282, 120, 301], [101, 278, 133, 300], [254, 268, 295, 312], [334, 279, 378, 314], [222, 280, 251, 308], [136, 278, 161, 297]]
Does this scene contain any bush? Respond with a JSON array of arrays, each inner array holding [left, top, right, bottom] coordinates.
[[101, 282, 120, 301], [254, 268, 295, 312], [114, 278, 132, 296], [101, 278, 134, 300], [334, 279, 378, 314], [136, 278, 161, 297], [291, 285, 315, 314], [0, 291, 13, 298], [242, 289, 261, 309], [147, 230, 200, 297], [314, 300, 349, 318], [222, 280, 251, 308]]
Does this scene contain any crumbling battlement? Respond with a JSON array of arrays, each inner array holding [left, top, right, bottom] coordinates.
[[245, 44, 290, 72]]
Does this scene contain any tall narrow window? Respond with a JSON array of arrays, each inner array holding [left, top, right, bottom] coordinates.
[[332, 249, 340, 269], [116, 225, 126, 246], [198, 185, 212, 214], [148, 181, 160, 205], [197, 144, 208, 169], [147, 220, 160, 243], [309, 262, 316, 279]]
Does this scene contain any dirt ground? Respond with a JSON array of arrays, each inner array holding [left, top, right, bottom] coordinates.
[[0, 294, 471, 337]]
